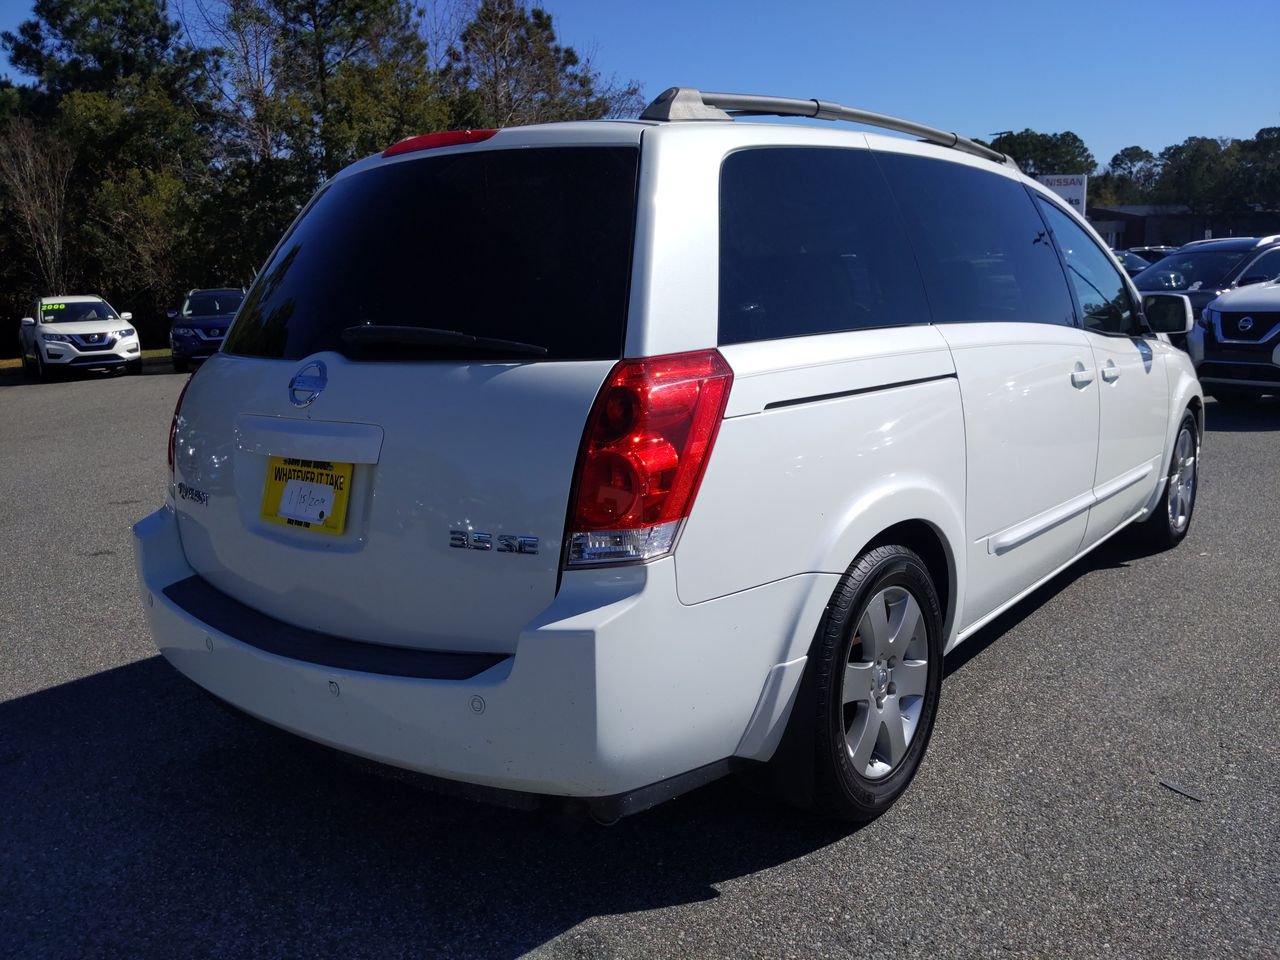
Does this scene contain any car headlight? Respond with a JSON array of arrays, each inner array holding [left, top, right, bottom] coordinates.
[[114, 327, 136, 338], [41, 333, 70, 342], [172, 326, 196, 337]]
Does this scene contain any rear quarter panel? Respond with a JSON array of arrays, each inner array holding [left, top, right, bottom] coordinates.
[[675, 326, 967, 657]]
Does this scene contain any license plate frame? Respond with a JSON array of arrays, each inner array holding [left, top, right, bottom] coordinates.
[[260, 456, 353, 536]]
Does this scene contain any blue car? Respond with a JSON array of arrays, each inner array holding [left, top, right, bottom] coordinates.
[[168, 288, 245, 372]]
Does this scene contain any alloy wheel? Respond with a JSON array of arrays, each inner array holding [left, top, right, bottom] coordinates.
[[1167, 425, 1197, 533], [840, 586, 930, 780]]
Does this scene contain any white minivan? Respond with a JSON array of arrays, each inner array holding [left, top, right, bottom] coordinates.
[[134, 88, 1203, 823]]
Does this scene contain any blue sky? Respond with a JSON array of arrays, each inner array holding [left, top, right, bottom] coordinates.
[[2, 0, 1278, 167]]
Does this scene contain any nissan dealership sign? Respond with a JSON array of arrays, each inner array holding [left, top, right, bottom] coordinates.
[[1036, 174, 1088, 215]]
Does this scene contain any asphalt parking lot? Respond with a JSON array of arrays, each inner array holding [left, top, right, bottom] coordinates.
[[1, 363, 1277, 959]]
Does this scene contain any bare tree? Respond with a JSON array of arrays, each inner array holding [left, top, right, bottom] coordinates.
[[575, 46, 645, 120], [179, 0, 287, 162], [0, 118, 75, 293], [446, 1, 643, 127], [421, 0, 470, 73]]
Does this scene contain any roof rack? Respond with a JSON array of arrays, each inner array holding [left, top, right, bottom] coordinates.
[[640, 87, 1016, 170]]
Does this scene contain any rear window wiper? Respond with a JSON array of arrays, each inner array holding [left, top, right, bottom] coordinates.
[[339, 324, 548, 358]]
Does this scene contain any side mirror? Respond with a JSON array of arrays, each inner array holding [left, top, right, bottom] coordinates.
[[20, 317, 35, 326], [1236, 275, 1268, 287], [166, 309, 178, 319], [120, 311, 133, 321], [1143, 293, 1195, 335]]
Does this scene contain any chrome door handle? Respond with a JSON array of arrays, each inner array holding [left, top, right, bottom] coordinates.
[[1101, 360, 1120, 383], [1070, 362, 1094, 388]]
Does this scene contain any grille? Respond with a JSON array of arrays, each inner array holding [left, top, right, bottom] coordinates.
[[70, 334, 116, 351], [1218, 312, 1280, 343]]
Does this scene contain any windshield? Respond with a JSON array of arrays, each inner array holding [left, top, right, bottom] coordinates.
[[1114, 251, 1148, 271], [40, 300, 118, 323], [184, 292, 243, 317], [1134, 250, 1247, 291], [224, 145, 639, 362]]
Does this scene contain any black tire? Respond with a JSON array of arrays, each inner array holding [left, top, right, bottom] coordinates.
[[1209, 388, 1259, 407], [34, 349, 49, 381], [20, 346, 35, 378], [804, 545, 944, 823], [172, 357, 189, 374], [1135, 410, 1199, 549], [126, 359, 143, 375]]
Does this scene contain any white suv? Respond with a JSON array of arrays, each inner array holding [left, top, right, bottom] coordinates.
[[133, 88, 1204, 823], [19, 295, 141, 378]]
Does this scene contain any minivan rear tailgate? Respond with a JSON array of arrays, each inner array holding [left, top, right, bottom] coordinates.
[[172, 353, 611, 654]]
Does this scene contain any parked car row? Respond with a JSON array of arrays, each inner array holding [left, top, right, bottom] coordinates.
[[14, 286, 246, 380], [1112, 248, 1157, 277], [1127, 245, 1178, 264], [1132, 235, 1280, 404]]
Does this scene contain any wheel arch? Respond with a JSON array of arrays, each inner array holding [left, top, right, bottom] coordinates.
[[1187, 393, 1204, 437], [806, 481, 965, 655], [864, 519, 955, 646]]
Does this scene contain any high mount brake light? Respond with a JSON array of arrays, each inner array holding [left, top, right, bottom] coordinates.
[[168, 375, 193, 474], [382, 129, 499, 158], [565, 350, 733, 566]]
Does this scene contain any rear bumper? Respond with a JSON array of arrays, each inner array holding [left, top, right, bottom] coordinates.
[[133, 506, 832, 807]]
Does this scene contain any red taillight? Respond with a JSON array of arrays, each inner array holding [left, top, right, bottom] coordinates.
[[382, 128, 498, 158], [566, 350, 733, 566], [168, 375, 193, 474]]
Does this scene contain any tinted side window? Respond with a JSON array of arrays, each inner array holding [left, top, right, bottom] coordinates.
[[875, 152, 1075, 326], [1240, 247, 1280, 283], [718, 147, 930, 345], [1036, 198, 1140, 336]]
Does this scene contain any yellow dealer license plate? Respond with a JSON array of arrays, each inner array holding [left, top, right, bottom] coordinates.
[[260, 456, 353, 535]]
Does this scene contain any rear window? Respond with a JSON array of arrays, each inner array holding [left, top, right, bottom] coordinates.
[[225, 146, 639, 361]]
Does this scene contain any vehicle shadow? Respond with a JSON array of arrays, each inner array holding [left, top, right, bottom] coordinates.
[[0, 359, 182, 389], [0, 657, 850, 958], [1202, 395, 1280, 433], [944, 532, 1161, 679], [0, 534, 1174, 958]]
